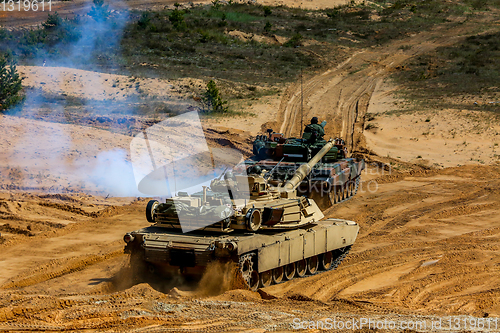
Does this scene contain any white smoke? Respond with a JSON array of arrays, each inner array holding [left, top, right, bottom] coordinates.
[[0, 0, 178, 197]]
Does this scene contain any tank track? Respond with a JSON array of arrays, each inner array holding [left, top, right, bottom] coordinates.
[[239, 246, 351, 291], [309, 176, 360, 209], [329, 177, 360, 205]]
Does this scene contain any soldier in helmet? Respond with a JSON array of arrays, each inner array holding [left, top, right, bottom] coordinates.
[[303, 117, 327, 143]]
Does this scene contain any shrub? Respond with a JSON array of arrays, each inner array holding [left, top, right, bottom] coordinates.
[[0, 55, 23, 111], [169, 8, 186, 30], [42, 12, 62, 29], [284, 33, 303, 47], [201, 80, 228, 114], [263, 6, 272, 17], [138, 13, 151, 29], [264, 21, 272, 33]]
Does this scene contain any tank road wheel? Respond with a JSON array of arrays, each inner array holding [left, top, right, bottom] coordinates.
[[296, 259, 307, 277], [249, 271, 260, 291], [260, 270, 273, 288], [328, 189, 337, 205], [348, 181, 355, 198], [307, 256, 319, 275], [246, 208, 262, 232], [284, 263, 296, 280], [337, 187, 344, 202], [272, 267, 284, 284], [320, 251, 334, 271], [239, 253, 260, 291], [146, 200, 159, 223]]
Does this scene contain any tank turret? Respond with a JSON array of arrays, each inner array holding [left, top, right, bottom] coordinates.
[[144, 141, 336, 233]]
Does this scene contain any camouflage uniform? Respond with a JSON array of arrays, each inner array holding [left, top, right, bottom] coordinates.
[[304, 118, 326, 144], [304, 123, 325, 138]]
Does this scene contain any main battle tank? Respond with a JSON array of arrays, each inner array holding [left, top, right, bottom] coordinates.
[[248, 127, 365, 209], [124, 141, 359, 290]]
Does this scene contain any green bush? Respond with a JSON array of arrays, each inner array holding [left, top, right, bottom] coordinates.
[[202, 80, 228, 114], [137, 12, 151, 29], [284, 33, 303, 47], [263, 6, 272, 17], [264, 21, 272, 33], [42, 12, 62, 29], [0, 55, 23, 111], [169, 8, 186, 30]]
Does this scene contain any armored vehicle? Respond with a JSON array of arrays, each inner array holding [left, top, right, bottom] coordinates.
[[248, 128, 365, 208], [124, 141, 359, 290]]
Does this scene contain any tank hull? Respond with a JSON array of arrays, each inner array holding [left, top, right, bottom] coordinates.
[[124, 218, 358, 289]]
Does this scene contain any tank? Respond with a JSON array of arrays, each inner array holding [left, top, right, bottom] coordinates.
[[249, 127, 365, 209], [124, 140, 359, 290]]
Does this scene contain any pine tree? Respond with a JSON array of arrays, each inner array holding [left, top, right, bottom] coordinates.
[[0, 55, 23, 111], [202, 80, 228, 114]]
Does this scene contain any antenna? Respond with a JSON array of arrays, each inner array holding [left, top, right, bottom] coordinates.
[[300, 68, 304, 138]]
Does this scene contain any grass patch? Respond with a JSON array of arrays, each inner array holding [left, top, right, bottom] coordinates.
[[392, 31, 500, 113], [0, 0, 497, 87]]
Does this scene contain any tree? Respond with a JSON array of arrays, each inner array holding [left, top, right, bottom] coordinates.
[[264, 21, 272, 33], [202, 80, 228, 114], [169, 8, 186, 30], [0, 55, 23, 111], [88, 0, 110, 21]]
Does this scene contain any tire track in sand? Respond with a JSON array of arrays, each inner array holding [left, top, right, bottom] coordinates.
[[277, 26, 473, 152]]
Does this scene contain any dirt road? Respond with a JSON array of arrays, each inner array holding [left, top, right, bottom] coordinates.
[[277, 24, 481, 153]]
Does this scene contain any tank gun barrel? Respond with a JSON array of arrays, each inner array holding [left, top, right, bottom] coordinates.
[[283, 139, 334, 190]]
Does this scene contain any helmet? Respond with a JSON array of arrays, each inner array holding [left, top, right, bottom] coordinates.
[[311, 117, 318, 124], [248, 165, 262, 175], [224, 171, 235, 180]]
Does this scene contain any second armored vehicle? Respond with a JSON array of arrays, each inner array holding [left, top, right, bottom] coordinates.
[[248, 127, 365, 209]]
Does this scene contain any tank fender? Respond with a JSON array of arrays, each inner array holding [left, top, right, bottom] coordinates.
[[349, 159, 365, 179], [330, 170, 348, 186], [256, 220, 359, 272]]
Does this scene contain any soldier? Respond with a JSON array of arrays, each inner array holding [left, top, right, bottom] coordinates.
[[303, 117, 326, 143]]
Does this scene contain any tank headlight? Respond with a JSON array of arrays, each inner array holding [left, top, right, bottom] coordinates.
[[226, 242, 237, 252], [123, 233, 135, 243]]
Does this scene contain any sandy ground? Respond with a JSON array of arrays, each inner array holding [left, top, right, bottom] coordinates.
[[1, 5, 500, 333], [365, 80, 500, 168], [1, 165, 500, 331]]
